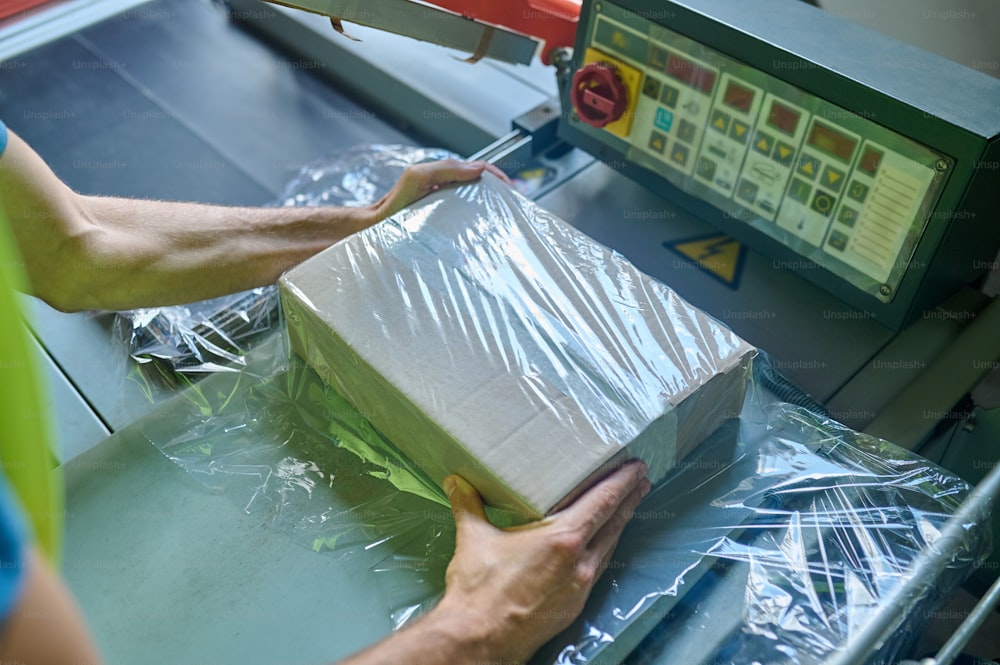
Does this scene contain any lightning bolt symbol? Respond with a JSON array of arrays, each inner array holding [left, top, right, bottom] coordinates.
[[696, 237, 736, 261]]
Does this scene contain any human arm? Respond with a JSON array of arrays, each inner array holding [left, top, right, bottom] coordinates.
[[0, 547, 103, 663], [0, 128, 503, 312], [340, 461, 651, 665]]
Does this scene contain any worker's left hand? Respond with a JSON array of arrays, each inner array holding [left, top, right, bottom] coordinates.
[[431, 461, 650, 664], [369, 159, 511, 221]]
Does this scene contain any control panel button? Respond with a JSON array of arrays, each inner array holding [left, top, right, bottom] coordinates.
[[822, 165, 845, 192], [737, 179, 759, 205], [697, 157, 717, 181], [838, 205, 859, 228], [648, 131, 668, 154], [660, 84, 680, 109], [710, 109, 731, 134], [671, 143, 690, 166], [797, 154, 820, 180], [811, 190, 835, 216], [847, 180, 870, 203], [677, 119, 697, 144], [729, 119, 750, 144], [827, 230, 849, 252], [773, 141, 795, 167], [788, 177, 812, 204], [642, 76, 661, 100], [649, 45, 669, 70], [752, 132, 774, 157], [654, 107, 674, 132]]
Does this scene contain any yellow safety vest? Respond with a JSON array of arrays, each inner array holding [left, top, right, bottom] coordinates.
[[0, 202, 62, 559]]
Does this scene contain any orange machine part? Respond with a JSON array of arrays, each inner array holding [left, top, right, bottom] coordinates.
[[1, 0, 55, 22], [428, 0, 581, 65]]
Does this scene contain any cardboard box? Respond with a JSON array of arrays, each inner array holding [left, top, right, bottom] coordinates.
[[280, 173, 755, 520]]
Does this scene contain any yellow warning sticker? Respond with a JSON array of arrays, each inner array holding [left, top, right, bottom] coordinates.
[[664, 233, 746, 288]]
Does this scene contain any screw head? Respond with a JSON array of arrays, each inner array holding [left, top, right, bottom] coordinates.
[[880, 284, 892, 296], [936, 159, 949, 172]]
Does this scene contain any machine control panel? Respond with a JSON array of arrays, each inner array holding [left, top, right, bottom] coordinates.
[[567, 10, 948, 301], [560, 0, 1000, 329]]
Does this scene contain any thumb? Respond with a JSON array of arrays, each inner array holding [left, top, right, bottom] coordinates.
[[443, 474, 489, 532]]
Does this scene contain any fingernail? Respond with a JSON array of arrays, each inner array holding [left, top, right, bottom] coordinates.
[[641, 480, 652, 498]]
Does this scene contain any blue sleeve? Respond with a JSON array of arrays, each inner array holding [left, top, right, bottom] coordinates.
[[0, 117, 7, 156], [0, 472, 27, 624]]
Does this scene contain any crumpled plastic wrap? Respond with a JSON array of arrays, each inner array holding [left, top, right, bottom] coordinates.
[[133, 170, 989, 664], [113, 145, 458, 384], [143, 339, 988, 665]]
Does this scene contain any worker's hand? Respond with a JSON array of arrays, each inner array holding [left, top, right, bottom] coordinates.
[[369, 159, 511, 221], [432, 461, 650, 664]]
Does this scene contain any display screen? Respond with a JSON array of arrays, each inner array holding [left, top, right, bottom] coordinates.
[[666, 54, 716, 95], [723, 81, 754, 113], [808, 123, 858, 163], [767, 102, 800, 135], [859, 147, 883, 175]]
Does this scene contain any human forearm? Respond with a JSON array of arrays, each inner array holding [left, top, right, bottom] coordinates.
[[0, 128, 499, 311], [64, 194, 374, 310], [339, 603, 499, 665]]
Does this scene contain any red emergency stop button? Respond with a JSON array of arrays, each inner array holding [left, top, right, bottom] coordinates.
[[571, 62, 629, 129]]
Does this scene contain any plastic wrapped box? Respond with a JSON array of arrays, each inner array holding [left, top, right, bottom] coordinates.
[[279, 173, 755, 519]]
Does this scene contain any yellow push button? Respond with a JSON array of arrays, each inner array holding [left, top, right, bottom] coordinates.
[[822, 165, 845, 192]]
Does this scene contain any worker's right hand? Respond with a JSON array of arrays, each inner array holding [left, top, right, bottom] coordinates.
[[368, 158, 511, 222], [432, 461, 650, 664]]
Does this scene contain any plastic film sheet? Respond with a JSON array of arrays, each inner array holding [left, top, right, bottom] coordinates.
[[130, 171, 989, 663], [112, 145, 458, 385], [143, 340, 989, 665], [280, 172, 755, 519]]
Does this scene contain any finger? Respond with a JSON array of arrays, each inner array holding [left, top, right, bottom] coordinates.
[[444, 474, 491, 536], [481, 162, 513, 185], [423, 159, 486, 189], [582, 479, 649, 581], [557, 461, 648, 541]]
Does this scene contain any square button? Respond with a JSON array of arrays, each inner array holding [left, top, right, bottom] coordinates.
[[709, 109, 731, 134], [752, 132, 774, 157], [729, 119, 750, 144], [654, 107, 674, 133], [773, 141, 795, 167], [642, 76, 661, 100], [847, 180, 870, 203], [797, 154, 821, 180], [828, 230, 849, 252], [822, 165, 845, 192], [671, 143, 690, 166], [660, 84, 680, 109], [677, 119, 697, 144], [696, 157, 717, 181], [648, 131, 668, 154], [737, 179, 759, 205], [837, 205, 859, 228], [811, 190, 836, 217], [649, 45, 669, 70], [788, 177, 812, 205]]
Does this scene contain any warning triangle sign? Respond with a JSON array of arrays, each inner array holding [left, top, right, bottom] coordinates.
[[664, 233, 746, 288]]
